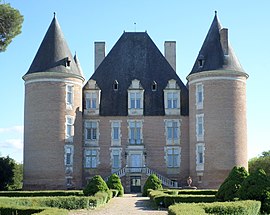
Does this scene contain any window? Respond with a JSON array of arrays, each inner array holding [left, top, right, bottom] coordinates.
[[65, 116, 73, 141], [66, 85, 73, 106], [112, 122, 120, 140], [152, 81, 157, 91], [64, 145, 73, 166], [196, 83, 204, 109], [85, 121, 98, 141], [167, 92, 178, 109], [196, 114, 204, 141], [113, 80, 119, 91], [85, 149, 98, 168], [196, 143, 205, 171], [165, 120, 180, 145], [112, 150, 121, 169], [167, 147, 180, 168], [129, 121, 142, 144], [85, 92, 97, 109], [130, 92, 141, 109], [167, 121, 178, 140]]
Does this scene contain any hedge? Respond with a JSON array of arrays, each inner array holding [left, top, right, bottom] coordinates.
[[0, 190, 83, 197], [163, 189, 217, 196], [168, 200, 261, 215]]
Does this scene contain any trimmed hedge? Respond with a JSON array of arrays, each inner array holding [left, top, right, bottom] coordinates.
[[163, 189, 217, 196], [168, 200, 261, 215], [0, 190, 83, 197], [106, 174, 124, 197], [143, 174, 162, 197], [83, 175, 109, 196]]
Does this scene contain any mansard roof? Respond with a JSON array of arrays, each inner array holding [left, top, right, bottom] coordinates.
[[25, 14, 83, 77], [87, 32, 189, 116], [189, 12, 244, 76]]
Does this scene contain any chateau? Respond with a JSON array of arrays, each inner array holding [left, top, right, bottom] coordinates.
[[23, 12, 248, 192]]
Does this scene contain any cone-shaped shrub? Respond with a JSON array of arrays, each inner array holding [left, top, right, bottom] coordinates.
[[216, 166, 248, 201], [106, 174, 124, 197], [83, 175, 109, 196], [238, 168, 270, 214], [142, 174, 162, 197]]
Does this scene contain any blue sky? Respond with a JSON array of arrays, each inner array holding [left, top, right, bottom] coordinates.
[[1, 0, 269, 163]]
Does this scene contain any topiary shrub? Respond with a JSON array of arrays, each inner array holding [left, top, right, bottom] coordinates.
[[142, 174, 162, 197], [216, 166, 248, 201], [106, 174, 124, 197], [238, 168, 270, 214], [83, 175, 109, 196]]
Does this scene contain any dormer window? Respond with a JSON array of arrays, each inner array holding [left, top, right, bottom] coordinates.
[[152, 81, 157, 91], [128, 79, 144, 116], [84, 79, 101, 116], [65, 57, 71, 67], [113, 80, 119, 91], [164, 79, 181, 115], [198, 55, 205, 68]]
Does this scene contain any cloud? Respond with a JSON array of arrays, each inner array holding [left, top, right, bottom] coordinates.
[[0, 125, 23, 134], [0, 139, 23, 150]]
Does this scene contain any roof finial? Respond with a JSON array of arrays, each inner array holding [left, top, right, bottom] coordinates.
[[53, 12, 56, 18], [134, 22, 137, 32], [215, 10, 217, 16]]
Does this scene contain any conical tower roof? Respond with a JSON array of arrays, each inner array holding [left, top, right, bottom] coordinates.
[[188, 12, 244, 76], [25, 14, 83, 78]]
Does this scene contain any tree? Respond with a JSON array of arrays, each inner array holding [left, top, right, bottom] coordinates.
[[216, 166, 249, 201], [0, 156, 15, 190], [106, 174, 124, 196], [238, 168, 270, 214], [142, 174, 163, 197], [83, 175, 109, 196], [8, 162, 23, 190], [0, 1, 24, 52], [249, 150, 270, 176]]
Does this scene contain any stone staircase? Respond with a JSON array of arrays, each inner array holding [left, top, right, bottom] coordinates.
[[105, 166, 178, 188]]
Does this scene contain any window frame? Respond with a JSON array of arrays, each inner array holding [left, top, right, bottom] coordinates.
[[196, 83, 204, 110], [66, 84, 74, 109], [196, 114, 204, 141], [84, 148, 99, 168]]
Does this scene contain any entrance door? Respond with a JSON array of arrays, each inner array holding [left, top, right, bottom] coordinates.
[[130, 176, 141, 193], [130, 154, 142, 172]]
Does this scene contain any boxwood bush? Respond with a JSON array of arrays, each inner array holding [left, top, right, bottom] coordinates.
[[142, 174, 162, 197], [106, 174, 124, 197], [216, 166, 249, 201], [83, 175, 109, 196], [0, 190, 83, 197]]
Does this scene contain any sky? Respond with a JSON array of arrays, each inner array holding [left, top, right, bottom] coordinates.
[[0, 1, 269, 163]]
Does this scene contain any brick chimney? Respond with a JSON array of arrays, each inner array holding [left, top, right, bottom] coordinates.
[[220, 28, 228, 55], [95, 42, 105, 70], [164, 41, 176, 71]]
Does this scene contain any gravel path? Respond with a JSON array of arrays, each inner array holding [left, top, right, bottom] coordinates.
[[69, 194, 168, 215]]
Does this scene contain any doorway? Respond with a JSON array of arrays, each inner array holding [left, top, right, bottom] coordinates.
[[130, 176, 141, 193]]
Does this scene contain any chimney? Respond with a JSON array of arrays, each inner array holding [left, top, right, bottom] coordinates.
[[220, 28, 228, 55], [164, 41, 176, 71], [94, 42, 105, 70]]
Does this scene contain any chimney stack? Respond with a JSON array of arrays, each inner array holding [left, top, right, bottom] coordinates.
[[164, 41, 176, 71], [95, 42, 105, 70], [220, 28, 228, 55]]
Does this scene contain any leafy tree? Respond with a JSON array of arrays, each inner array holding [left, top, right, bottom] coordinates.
[[106, 174, 124, 196], [0, 156, 15, 190], [83, 175, 109, 196], [142, 174, 163, 197], [238, 168, 270, 214], [249, 150, 270, 176], [216, 166, 249, 201], [8, 162, 23, 190], [0, 1, 24, 52]]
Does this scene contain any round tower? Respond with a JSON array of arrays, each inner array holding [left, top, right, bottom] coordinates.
[[187, 13, 248, 188], [23, 15, 84, 190]]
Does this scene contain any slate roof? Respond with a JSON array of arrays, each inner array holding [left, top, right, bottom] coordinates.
[[189, 13, 244, 76], [87, 32, 189, 116], [25, 15, 83, 77]]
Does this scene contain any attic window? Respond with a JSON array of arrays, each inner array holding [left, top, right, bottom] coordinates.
[[152, 81, 157, 91], [198, 55, 205, 68], [66, 57, 71, 67], [113, 80, 119, 91]]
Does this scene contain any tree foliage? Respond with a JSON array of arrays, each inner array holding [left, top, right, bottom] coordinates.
[[0, 1, 24, 52], [106, 174, 124, 196], [238, 168, 270, 214], [249, 150, 270, 176], [142, 174, 163, 197], [83, 175, 109, 196], [216, 166, 249, 201], [0, 156, 15, 190]]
